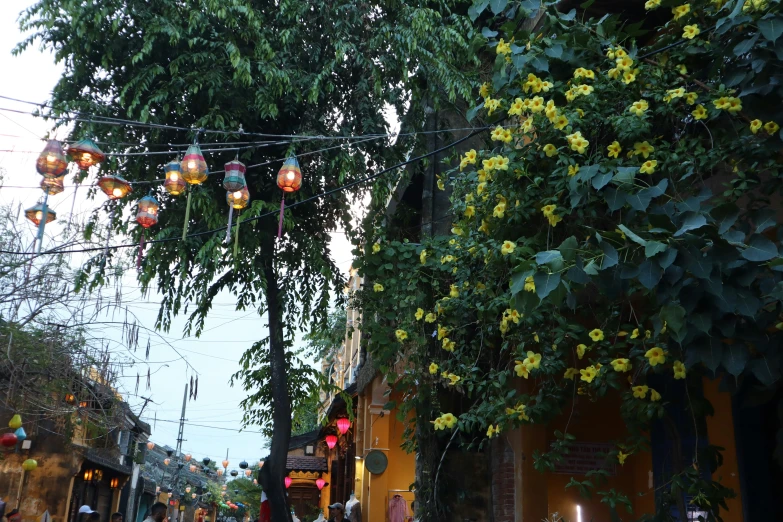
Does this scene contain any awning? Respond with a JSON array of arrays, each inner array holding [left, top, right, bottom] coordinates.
[[82, 448, 132, 476]]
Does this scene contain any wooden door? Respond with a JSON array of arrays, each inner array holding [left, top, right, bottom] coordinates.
[[288, 486, 321, 521]]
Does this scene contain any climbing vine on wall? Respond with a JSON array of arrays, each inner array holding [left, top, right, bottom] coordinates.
[[355, 0, 783, 519]]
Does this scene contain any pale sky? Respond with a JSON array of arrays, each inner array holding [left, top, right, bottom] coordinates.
[[0, 0, 357, 467]]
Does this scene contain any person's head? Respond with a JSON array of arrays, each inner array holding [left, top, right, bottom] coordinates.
[[150, 503, 168, 522], [86, 513, 100, 522], [111, 513, 122, 522], [327, 504, 344, 520]]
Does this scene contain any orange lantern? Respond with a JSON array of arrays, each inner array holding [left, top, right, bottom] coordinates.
[[67, 139, 105, 171], [181, 144, 208, 185], [184, 454, 192, 462], [189, 464, 197, 473], [36, 140, 68, 178], [41, 175, 65, 196], [222, 460, 229, 469], [25, 203, 56, 226], [227, 187, 250, 210], [276, 155, 302, 239], [216, 469, 223, 477], [164, 160, 186, 196], [147, 441, 155, 450], [164, 458, 171, 466], [135, 194, 159, 270], [98, 175, 133, 200]]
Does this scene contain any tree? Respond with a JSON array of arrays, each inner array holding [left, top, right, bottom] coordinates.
[[356, 0, 783, 519], [16, 1, 478, 519]]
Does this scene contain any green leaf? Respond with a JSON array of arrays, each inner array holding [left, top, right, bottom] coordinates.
[[612, 167, 637, 185], [536, 250, 563, 264], [660, 304, 686, 339], [604, 188, 626, 212], [520, 0, 541, 13], [749, 359, 780, 386], [468, 0, 490, 21], [600, 242, 618, 270], [558, 236, 579, 262], [712, 203, 740, 234], [733, 34, 759, 56], [674, 213, 707, 237], [530, 55, 549, 72], [545, 44, 564, 59], [753, 208, 777, 234], [481, 27, 499, 38], [722, 345, 749, 377], [759, 16, 783, 43], [567, 264, 590, 284], [617, 224, 646, 246], [490, 0, 508, 14], [560, 8, 576, 21], [691, 313, 712, 334], [510, 271, 533, 295], [592, 171, 613, 190], [645, 241, 667, 258], [741, 234, 778, 262], [534, 271, 561, 299], [637, 260, 662, 289]]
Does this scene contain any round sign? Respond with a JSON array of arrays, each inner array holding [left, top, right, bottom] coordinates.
[[364, 450, 388, 475]]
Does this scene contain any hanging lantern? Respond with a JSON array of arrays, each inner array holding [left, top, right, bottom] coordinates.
[[135, 195, 159, 228], [41, 175, 66, 196], [14, 427, 27, 442], [223, 160, 246, 192], [22, 459, 38, 472], [1, 433, 18, 447], [189, 464, 197, 473], [98, 175, 133, 200], [164, 458, 171, 466], [226, 187, 250, 210], [230, 470, 238, 477], [164, 160, 186, 196], [222, 459, 229, 469], [315, 478, 326, 491], [64, 393, 76, 404], [185, 486, 192, 494], [181, 144, 208, 185], [25, 203, 57, 226], [284, 476, 292, 489], [238, 461, 248, 470], [67, 139, 105, 171], [147, 441, 155, 450], [202, 457, 211, 466], [336, 418, 351, 435], [184, 454, 192, 462], [276, 155, 302, 239], [110, 478, 120, 489], [36, 140, 68, 178], [244, 470, 252, 477], [325, 435, 338, 449], [221, 485, 227, 491], [9, 414, 22, 429], [216, 469, 223, 476]]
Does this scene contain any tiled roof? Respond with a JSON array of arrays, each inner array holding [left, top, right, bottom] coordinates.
[[286, 456, 327, 472], [288, 430, 319, 450]]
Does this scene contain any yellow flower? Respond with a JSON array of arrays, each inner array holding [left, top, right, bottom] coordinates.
[[673, 360, 687, 379], [577, 84, 594, 96], [685, 92, 698, 105], [615, 48, 628, 58], [645, 329, 651, 339], [665, 88, 686, 102], [629, 100, 649, 117], [633, 141, 655, 158], [640, 160, 658, 175], [726, 97, 742, 113], [479, 219, 490, 235], [580, 366, 598, 383], [496, 38, 512, 55], [589, 328, 604, 342], [524, 351, 542, 370], [514, 360, 530, 378], [486, 424, 500, 439], [463, 149, 477, 164], [616, 56, 634, 71], [373, 283, 384, 292], [541, 80, 553, 92], [713, 96, 730, 110], [750, 119, 763, 134], [442, 338, 456, 352], [566, 132, 589, 154], [432, 417, 446, 430], [437, 325, 449, 340], [485, 98, 502, 115], [425, 312, 437, 323], [437, 178, 445, 190], [645, 0, 661, 9], [464, 205, 476, 218], [543, 143, 559, 157], [419, 250, 428, 265], [447, 373, 461, 385], [564, 367, 578, 380], [645, 346, 666, 366], [533, 332, 540, 342], [565, 88, 577, 102], [632, 385, 649, 399], [764, 121, 780, 135], [607, 141, 622, 158], [692, 104, 708, 120], [442, 413, 457, 428], [529, 96, 545, 113], [501, 241, 516, 255], [678, 64, 688, 75], [509, 403, 529, 421], [682, 24, 700, 39], [451, 226, 464, 237], [429, 362, 439, 375], [490, 126, 506, 142], [415, 308, 425, 320], [501, 129, 513, 143], [611, 358, 632, 372], [479, 83, 491, 98], [508, 98, 525, 116], [503, 308, 522, 324], [672, 3, 691, 20], [499, 319, 509, 335], [495, 156, 510, 170], [576, 344, 588, 360], [449, 285, 459, 298], [554, 114, 569, 130], [617, 451, 629, 465], [372, 242, 381, 253], [395, 329, 408, 342], [622, 70, 637, 85], [524, 276, 536, 292], [493, 202, 506, 219], [568, 164, 580, 176], [650, 389, 662, 402], [631, 328, 639, 339], [607, 68, 621, 80], [541, 204, 556, 216]]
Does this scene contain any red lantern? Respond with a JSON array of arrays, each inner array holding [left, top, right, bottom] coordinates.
[[336, 418, 351, 435], [98, 175, 133, 200], [1, 433, 18, 447], [67, 139, 105, 171], [276, 155, 302, 239], [316, 478, 326, 490], [36, 140, 68, 178], [325, 434, 338, 449], [284, 476, 292, 489]]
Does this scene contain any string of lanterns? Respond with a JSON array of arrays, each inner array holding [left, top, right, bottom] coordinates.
[[1, 414, 38, 472], [24, 135, 304, 264]]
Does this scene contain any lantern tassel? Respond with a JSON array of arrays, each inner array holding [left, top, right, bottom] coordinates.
[[182, 188, 192, 241], [137, 229, 146, 271], [101, 204, 115, 269], [225, 206, 234, 244], [233, 212, 240, 261], [277, 196, 285, 239]]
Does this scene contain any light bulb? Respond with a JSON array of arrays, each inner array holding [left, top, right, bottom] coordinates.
[[81, 152, 92, 162], [149, 207, 158, 215], [113, 188, 123, 198], [188, 160, 196, 170], [233, 191, 242, 199], [171, 172, 179, 181], [286, 171, 295, 181], [35, 211, 43, 221], [47, 153, 55, 163]]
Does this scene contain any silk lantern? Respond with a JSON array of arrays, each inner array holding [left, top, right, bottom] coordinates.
[[325, 434, 337, 449], [147, 441, 155, 450], [164, 458, 171, 466], [239, 461, 248, 469], [135, 194, 159, 270], [22, 459, 37, 471], [316, 478, 325, 490], [67, 139, 105, 171], [192, 494, 197, 499], [276, 156, 302, 239], [189, 464, 197, 473], [1, 433, 18, 447], [14, 427, 26, 442], [284, 476, 292, 489], [36, 140, 68, 178], [203, 457, 211, 466], [180, 144, 208, 240], [8, 415, 22, 430], [226, 187, 250, 256], [230, 470, 238, 477], [222, 460, 229, 469], [40, 175, 65, 196], [337, 418, 351, 435], [98, 175, 132, 200], [216, 469, 223, 477], [184, 454, 192, 462], [25, 203, 56, 225], [186, 486, 192, 494], [223, 160, 246, 192], [164, 160, 186, 196]]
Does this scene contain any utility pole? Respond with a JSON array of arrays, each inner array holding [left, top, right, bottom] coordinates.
[[175, 384, 187, 457]]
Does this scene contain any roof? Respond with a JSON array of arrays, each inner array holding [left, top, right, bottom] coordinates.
[[286, 456, 327, 472], [288, 430, 319, 450], [83, 448, 132, 475], [119, 401, 151, 435]]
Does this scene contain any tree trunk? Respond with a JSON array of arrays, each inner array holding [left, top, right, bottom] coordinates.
[[259, 256, 293, 522]]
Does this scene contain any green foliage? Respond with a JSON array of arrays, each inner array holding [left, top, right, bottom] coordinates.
[[356, 0, 783, 519]]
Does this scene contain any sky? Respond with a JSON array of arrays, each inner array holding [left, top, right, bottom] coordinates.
[[0, 0, 357, 467]]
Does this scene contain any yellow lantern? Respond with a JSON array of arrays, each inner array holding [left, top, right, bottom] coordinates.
[[9, 414, 22, 429], [227, 187, 250, 210], [41, 175, 66, 196], [36, 140, 68, 178], [164, 160, 186, 196], [97, 175, 133, 200], [25, 204, 56, 226], [180, 144, 208, 185], [22, 459, 37, 471]]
